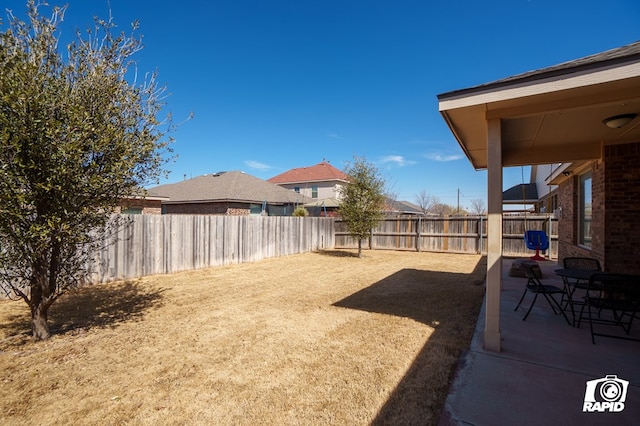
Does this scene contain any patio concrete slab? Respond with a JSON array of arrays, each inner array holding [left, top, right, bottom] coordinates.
[[440, 258, 640, 426]]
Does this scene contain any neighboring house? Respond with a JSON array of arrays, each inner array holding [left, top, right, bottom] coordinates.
[[502, 164, 559, 213], [383, 197, 424, 216], [150, 171, 312, 216], [118, 189, 168, 215], [303, 197, 423, 218], [268, 160, 348, 201], [303, 198, 341, 217], [438, 40, 640, 351], [271, 161, 422, 217]]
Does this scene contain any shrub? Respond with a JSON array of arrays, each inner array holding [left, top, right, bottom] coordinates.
[[293, 206, 309, 217]]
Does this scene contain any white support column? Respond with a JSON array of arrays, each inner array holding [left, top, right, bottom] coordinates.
[[485, 118, 503, 352]]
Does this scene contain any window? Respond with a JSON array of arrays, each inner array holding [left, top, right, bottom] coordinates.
[[311, 186, 318, 198], [250, 203, 263, 215], [121, 207, 143, 215], [294, 186, 300, 193], [579, 172, 592, 248]]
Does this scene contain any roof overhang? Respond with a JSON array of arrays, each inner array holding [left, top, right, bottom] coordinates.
[[277, 179, 348, 185], [125, 195, 170, 202], [162, 199, 290, 206], [303, 198, 342, 208], [438, 44, 640, 170]]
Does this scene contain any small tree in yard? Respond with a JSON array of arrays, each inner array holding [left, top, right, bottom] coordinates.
[[338, 156, 386, 258], [0, 2, 175, 340]]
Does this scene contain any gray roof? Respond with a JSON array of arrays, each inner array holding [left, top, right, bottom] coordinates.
[[502, 183, 538, 204], [394, 200, 424, 214], [150, 171, 313, 205], [438, 40, 640, 99], [143, 188, 170, 199], [384, 197, 424, 214]]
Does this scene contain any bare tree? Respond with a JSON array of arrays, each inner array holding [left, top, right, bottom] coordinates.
[[385, 190, 399, 213], [432, 203, 455, 216], [470, 199, 487, 215], [415, 190, 439, 214]]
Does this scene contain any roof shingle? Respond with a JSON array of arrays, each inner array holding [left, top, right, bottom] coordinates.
[[438, 40, 640, 99], [268, 161, 348, 184], [502, 183, 538, 204], [150, 171, 312, 204]]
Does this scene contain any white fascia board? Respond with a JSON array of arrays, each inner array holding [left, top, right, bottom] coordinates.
[[439, 62, 640, 111]]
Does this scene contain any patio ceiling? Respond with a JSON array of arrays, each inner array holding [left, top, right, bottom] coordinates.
[[438, 41, 640, 170]]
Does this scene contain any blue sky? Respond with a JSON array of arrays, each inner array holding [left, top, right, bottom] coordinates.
[[3, 1, 639, 210]]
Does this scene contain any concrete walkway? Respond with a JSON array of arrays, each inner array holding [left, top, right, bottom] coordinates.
[[440, 258, 640, 426]]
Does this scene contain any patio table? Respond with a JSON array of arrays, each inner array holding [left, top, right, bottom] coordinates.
[[554, 268, 598, 325], [555, 268, 596, 282]]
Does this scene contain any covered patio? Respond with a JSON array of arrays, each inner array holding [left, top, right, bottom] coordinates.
[[438, 41, 640, 353], [440, 259, 640, 425], [437, 41, 640, 424]]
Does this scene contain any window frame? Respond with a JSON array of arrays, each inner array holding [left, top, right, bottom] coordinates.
[[578, 171, 592, 248]]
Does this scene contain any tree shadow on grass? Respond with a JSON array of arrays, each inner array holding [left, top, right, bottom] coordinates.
[[317, 249, 360, 258], [0, 279, 165, 342], [332, 256, 487, 425]]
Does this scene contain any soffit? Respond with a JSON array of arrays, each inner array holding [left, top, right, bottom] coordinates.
[[439, 61, 640, 170]]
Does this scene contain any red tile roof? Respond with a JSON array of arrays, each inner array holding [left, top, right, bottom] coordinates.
[[268, 161, 348, 184]]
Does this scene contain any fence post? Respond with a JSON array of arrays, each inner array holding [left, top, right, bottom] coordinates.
[[479, 216, 484, 254], [443, 217, 449, 251], [416, 216, 421, 252], [369, 228, 373, 250]]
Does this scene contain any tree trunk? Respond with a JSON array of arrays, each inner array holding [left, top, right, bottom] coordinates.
[[30, 253, 54, 340], [358, 239, 363, 258], [31, 302, 51, 340]]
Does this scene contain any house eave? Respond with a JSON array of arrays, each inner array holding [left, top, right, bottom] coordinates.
[[161, 199, 293, 206], [277, 178, 348, 185]]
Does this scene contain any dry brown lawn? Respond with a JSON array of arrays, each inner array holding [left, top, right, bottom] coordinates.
[[0, 249, 486, 426]]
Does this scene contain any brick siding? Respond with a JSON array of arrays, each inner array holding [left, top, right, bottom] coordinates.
[[118, 198, 163, 215], [558, 142, 640, 274], [163, 202, 251, 215], [603, 142, 640, 274]]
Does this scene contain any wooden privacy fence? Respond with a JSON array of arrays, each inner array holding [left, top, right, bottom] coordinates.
[[335, 215, 557, 258], [88, 215, 335, 284]]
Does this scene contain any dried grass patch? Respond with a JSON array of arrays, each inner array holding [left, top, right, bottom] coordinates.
[[0, 250, 486, 425]]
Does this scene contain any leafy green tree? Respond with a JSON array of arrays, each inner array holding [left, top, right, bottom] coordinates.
[[0, 2, 175, 340], [338, 156, 386, 257]]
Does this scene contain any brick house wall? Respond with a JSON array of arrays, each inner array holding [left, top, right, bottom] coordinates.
[[163, 202, 251, 215], [557, 167, 604, 266], [602, 142, 640, 274], [278, 181, 343, 200], [117, 198, 163, 215], [558, 142, 640, 274]]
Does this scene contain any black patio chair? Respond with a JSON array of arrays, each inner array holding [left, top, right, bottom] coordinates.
[[560, 257, 602, 316], [563, 257, 602, 272], [577, 273, 640, 344], [514, 265, 571, 325]]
